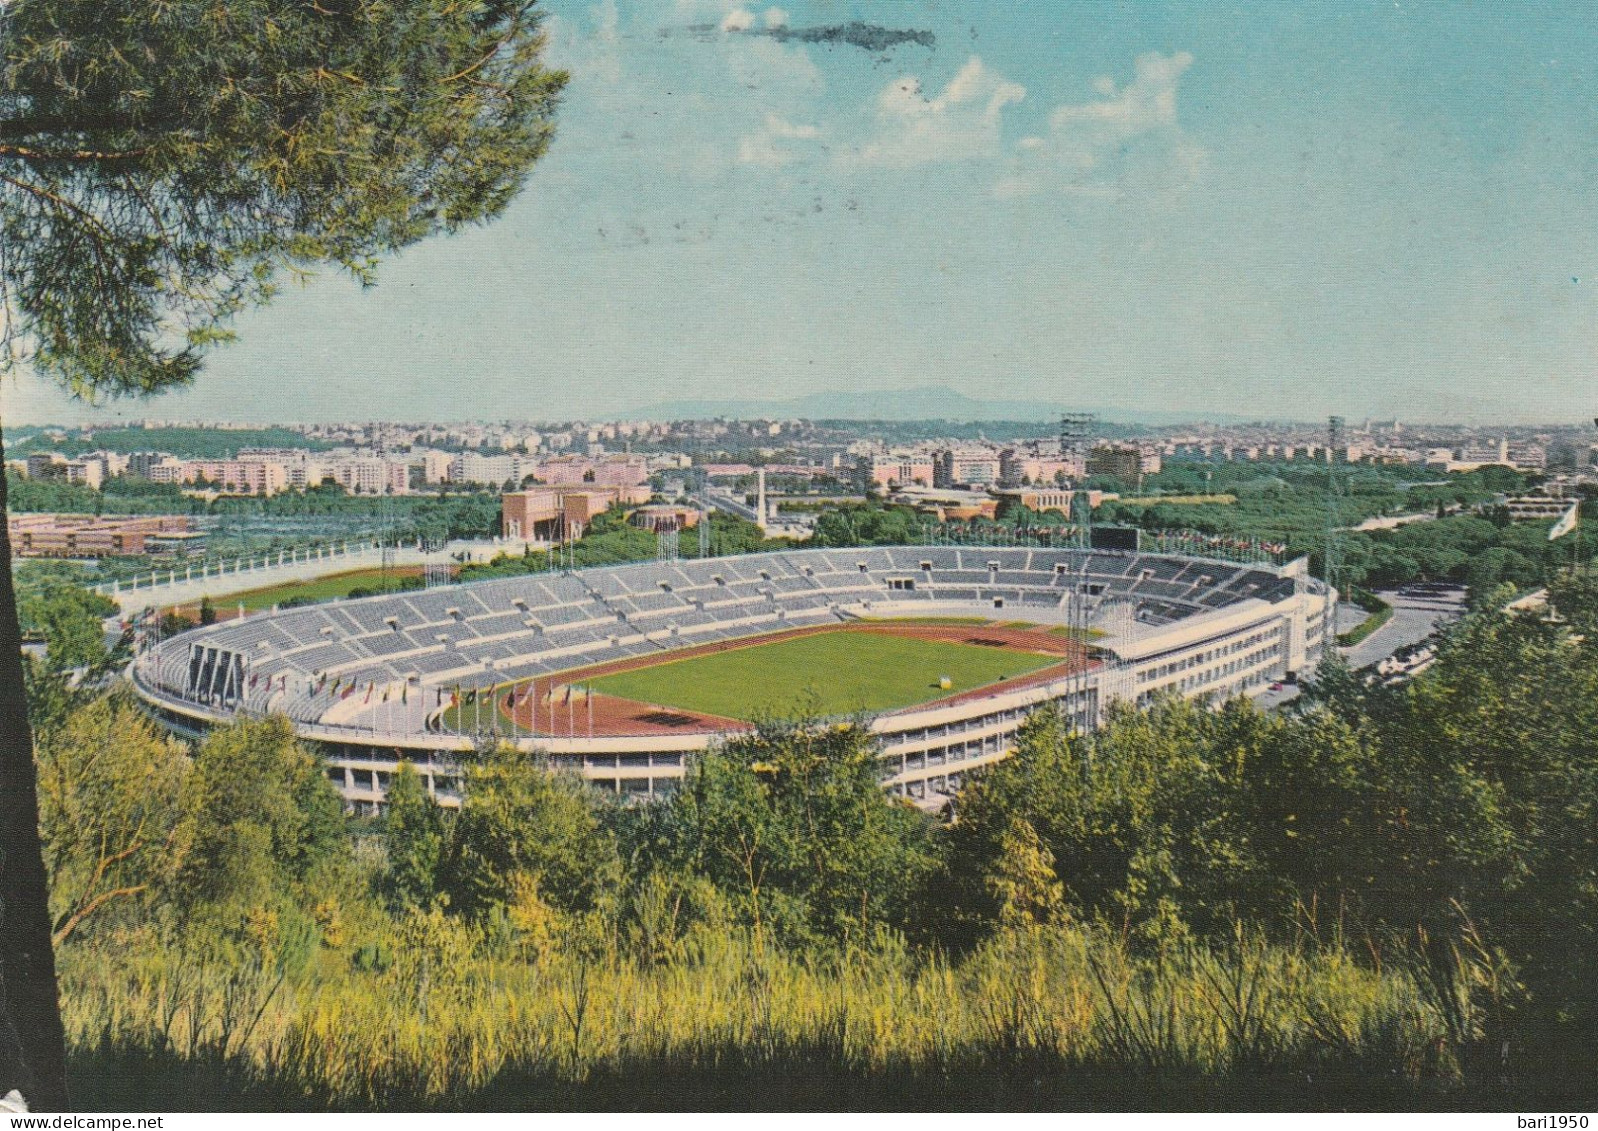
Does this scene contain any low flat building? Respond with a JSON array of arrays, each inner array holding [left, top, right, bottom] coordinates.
[[8, 513, 195, 557], [991, 487, 1108, 516]]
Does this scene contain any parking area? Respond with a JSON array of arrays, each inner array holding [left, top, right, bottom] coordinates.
[[1341, 585, 1467, 672], [1255, 585, 1468, 713]]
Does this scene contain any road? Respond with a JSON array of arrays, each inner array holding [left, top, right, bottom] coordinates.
[[1341, 588, 1467, 671], [700, 489, 760, 524], [1255, 586, 1466, 712], [1346, 512, 1438, 533]]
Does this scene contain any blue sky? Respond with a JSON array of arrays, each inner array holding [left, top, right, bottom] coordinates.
[[6, 1, 1596, 426]]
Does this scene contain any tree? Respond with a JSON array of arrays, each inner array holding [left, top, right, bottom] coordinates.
[[0, 2, 565, 1105], [441, 744, 620, 922], [665, 722, 941, 948], [34, 694, 187, 945], [381, 761, 445, 912], [15, 577, 115, 671], [169, 716, 343, 920], [984, 816, 1066, 930]]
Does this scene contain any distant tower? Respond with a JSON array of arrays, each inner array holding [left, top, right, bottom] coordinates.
[[756, 468, 768, 535]]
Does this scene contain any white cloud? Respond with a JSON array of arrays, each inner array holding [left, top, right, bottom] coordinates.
[[763, 7, 789, 29], [590, 0, 619, 42], [1049, 51, 1193, 139], [720, 7, 754, 32], [723, 33, 822, 93], [738, 113, 822, 166], [1005, 51, 1203, 199], [852, 56, 1026, 167]]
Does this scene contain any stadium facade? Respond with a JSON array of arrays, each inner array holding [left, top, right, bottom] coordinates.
[[130, 547, 1334, 811]]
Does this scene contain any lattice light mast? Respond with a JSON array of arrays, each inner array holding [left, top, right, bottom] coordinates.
[[657, 523, 680, 562], [1324, 414, 1345, 631], [697, 466, 712, 558], [372, 422, 399, 590], [1061, 412, 1098, 548], [421, 522, 451, 589]]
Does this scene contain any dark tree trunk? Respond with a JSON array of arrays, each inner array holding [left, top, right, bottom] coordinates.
[[0, 422, 70, 1110]]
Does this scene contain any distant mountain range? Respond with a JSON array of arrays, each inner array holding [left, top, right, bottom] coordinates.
[[618, 385, 1255, 426]]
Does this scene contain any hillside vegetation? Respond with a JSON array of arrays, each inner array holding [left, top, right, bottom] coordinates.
[[27, 572, 1598, 1109]]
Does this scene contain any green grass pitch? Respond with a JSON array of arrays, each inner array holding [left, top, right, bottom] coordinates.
[[586, 630, 1060, 721]]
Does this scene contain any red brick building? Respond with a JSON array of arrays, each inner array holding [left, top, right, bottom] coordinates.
[[8, 513, 196, 557]]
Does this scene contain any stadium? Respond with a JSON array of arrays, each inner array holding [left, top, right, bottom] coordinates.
[[130, 547, 1334, 811]]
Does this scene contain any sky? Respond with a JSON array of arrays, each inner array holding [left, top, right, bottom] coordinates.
[[5, 0, 1597, 427]]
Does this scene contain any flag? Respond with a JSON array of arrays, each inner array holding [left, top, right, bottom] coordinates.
[[382, 687, 390, 703], [341, 685, 354, 699], [1549, 502, 1579, 541], [364, 683, 373, 704], [401, 685, 408, 705]]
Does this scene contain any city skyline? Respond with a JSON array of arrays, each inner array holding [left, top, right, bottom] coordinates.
[[5, 1, 1597, 427]]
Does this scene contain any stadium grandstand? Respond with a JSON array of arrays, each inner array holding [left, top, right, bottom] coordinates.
[[130, 547, 1334, 812]]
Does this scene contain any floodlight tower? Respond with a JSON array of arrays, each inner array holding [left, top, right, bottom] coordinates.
[[1061, 412, 1098, 548], [1324, 415, 1345, 640], [421, 522, 451, 589], [697, 466, 712, 558], [372, 422, 398, 590], [657, 523, 680, 562]]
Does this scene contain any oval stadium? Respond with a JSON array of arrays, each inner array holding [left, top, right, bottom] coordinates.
[[130, 547, 1334, 812]]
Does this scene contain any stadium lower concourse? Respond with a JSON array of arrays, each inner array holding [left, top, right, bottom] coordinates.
[[131, 547, 1335, 811]]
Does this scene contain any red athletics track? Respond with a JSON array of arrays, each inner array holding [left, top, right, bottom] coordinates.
[[492, 620, 1101, 738]]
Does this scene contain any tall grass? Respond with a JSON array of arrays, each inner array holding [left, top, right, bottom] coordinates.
[[59, 921, 1481, 1110]]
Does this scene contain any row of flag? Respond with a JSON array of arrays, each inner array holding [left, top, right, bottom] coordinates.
[[435, 682, 588, 709], [307, 671, 409, 703], [1147, 531, 1288, 557]]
